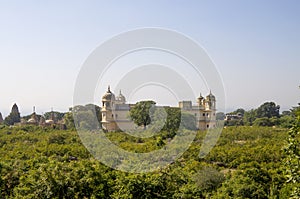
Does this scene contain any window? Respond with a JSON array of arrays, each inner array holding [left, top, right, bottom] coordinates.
[[207, 124, 209, 128], [203, 113, 205, 116]]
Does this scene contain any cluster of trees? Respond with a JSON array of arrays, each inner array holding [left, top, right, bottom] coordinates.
[[223, 101, 298, 128], [129, 101, 197, 135], [0, 115, 299, 198]]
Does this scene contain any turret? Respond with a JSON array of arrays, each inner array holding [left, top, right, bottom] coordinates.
[[101, 85, 115, 109], [205, 90, 216, 110], [116, 90, 126, 104], [197, 93, 205, 108]]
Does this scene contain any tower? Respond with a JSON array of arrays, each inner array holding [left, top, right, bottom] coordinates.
[[197, 93, 205, 108], [101, 86, 117, 131], [205, 91, 216, 110], [196, 91, 217, 130]]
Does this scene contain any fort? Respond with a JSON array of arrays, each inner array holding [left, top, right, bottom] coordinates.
[[101, 86, 217, 131]]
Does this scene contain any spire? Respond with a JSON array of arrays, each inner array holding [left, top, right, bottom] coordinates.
[[119, 90, 122, 95], [33, 106, 36, 113], [108, 85, 111, 92]]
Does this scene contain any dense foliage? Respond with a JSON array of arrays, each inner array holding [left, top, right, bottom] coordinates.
[[129, 100, 156, 129], [224, 101, 298, 128], [0, 124, 297, 198]]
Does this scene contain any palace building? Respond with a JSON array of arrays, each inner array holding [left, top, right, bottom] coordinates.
[[101, 86, 217, 131]]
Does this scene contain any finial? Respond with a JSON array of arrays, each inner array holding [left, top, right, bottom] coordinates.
[[119, 90, 122, 94], [108, 85, 111, 92], [33, 106, 35, 113]]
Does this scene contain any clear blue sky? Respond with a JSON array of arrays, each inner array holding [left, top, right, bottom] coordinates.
[[0, 0, 299, 116]]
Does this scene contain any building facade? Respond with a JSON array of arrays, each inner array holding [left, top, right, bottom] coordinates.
[[101, 86, 217, 131]]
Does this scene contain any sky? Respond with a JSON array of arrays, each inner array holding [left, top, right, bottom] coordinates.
[[0, 0, 299, 116]]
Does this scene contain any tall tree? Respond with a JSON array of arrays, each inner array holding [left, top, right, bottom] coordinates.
[[4, 103, 21, 125], [283, 109, 300, 198], [256, 102, 280, 118], [0, 112, 3, 124], [129, 100, 156, 129]]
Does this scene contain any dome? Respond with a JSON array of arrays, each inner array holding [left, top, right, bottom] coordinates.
[[45, 119, 54, 124], [116, 90, 126, 102], [197, 93, 204, 101], [27, 118, 37, 123], [27, 112, 38, 123], [102, 86, 115, 101], [206, 91, 216, 101]]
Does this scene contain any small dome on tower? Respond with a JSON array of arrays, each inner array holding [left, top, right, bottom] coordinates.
[[206, 91, 216, 101], [102, 86, 115, 101], [116, 90, 126, 103], [197, 93, 204, 100]]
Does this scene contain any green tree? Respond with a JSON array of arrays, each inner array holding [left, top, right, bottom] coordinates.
[[282, 110, 293, 117], [256, 102, 280, 118], [63, 111, 75, 129], [283, 112, 300, 198], [129, 100, 156, 129], [216, 112, 225, 120], [4, 103, 21, 125], [230, 108, 245, 116], [44, 111, 65, 121], [71, 104, 102, 130], [253, 117, 272, 127], [243, 109, 257, 125], [181, 112, 197, 130]]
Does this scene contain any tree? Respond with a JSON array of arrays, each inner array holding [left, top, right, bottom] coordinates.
[[229, 108, 245, 116], [253, 117, 272, 127], [256, 102, 280, 118], [63, 112, 75, 129], [181, 112, 197, 130], [216, 112, 225, 120], [4, 103, 21, 125], [129, 100, 156, 129], [71, 104, 102, 130], [44, 111, 65, 121], [243, 109, 257, 125], [291, 103, 300, 117], [283, 110, 300, 198], [282, 110, 293, 117]]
